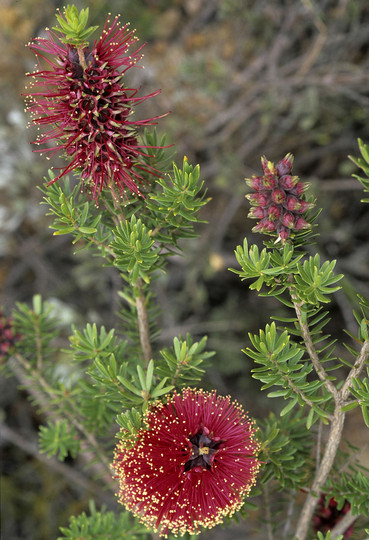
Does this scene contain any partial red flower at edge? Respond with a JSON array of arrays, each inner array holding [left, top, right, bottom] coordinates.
[[25, 13, 167, 203], [313, 494, 354, 538], [112, 387, 261, 537], [0, 310, 21, 362]]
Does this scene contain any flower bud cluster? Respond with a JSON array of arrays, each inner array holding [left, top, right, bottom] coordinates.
[[246, 154, 314, 241]]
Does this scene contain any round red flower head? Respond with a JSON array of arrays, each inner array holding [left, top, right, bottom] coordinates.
[[25, 8, 166, 203], [112, 388, 261, 537]]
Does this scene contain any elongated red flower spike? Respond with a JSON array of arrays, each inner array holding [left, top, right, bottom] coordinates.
[[246, 153, 314, 242], [112, 388, 261, 537], [25, 9, 167, 203]]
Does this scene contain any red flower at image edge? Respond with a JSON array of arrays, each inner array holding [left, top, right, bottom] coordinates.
[[0, 310, 21, 361], [25, 14, 166, 203], [112, 388, 261, 537], [313, 495, 354, 538]]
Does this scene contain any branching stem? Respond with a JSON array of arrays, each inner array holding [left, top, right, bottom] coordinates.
[[292, 296, 338, 398], [341, 339, 369, 401], [294, 406, 345, 539], [294, 338, 369, 539]]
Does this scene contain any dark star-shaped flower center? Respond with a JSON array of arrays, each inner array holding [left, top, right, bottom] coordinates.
[[184, 429, 224, 472]]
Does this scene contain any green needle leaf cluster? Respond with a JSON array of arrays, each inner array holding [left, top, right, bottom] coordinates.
[[111, 216, 159, 285], [58, 501, 148, 540], [244, 322, 333, 426], [39, 419, 80, 460], [53, 5, 99, 48]]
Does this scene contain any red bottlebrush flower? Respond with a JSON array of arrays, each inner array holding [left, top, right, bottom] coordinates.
[[246, 153, 314, 241], [313, 495, 354, 538], [112, 388, 261, 537], [0, 310, 21, 361], [25, 13, 166, 203]]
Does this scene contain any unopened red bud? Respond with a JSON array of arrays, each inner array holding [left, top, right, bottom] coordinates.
[[248, 207, 266, 219], [293, 182, 306, 196], [272, 188, 286, 204], [245, 176, 263, 190], [261, 156, 277, 175], [279, 175, 299, 190], [281, 212, 295, 228], [278, 227, 290, 241], [268, 203, 281, 220], [262, 175, 277, 189], [276, 153, 294, 176], [295, 217, 310, 230], [298, 200, 314, 212], [262, 219, 276, 231], [253, 218, 275, 233], [247, 193, 269, 207], [286, 195, 301, 211]]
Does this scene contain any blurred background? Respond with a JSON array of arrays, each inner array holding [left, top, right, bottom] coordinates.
[[1, 0, 369, 538]]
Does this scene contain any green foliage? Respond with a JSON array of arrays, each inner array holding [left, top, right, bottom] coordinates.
[[325, 470, 369, 516], [349, 368, 369, 428], [68, 323, 126, 364], [156, 334, 214, 387], [110, 215, 160, 285], [294, 255, 343, 305], [244, 322, 333, 426], [140, 128, 173, 177], [12, 294, 59, 365], [315, 532, 344, 540], [67, 324, 134, 432], [116, 358, 174, 412], [39, 419, 80, 461], [353, 294, 369, 343], [67, 324, 175, 427], [58, 501, 148, 539], [231, 240, 343, 309], [40, 174, 102, 241], [146, 157, 210, 246], [258, 411, 313, 489], [116, 407, 143, 438], [349, 138, 369, 203], [53, 5, 99, 48], [230, 238, 304, 291]]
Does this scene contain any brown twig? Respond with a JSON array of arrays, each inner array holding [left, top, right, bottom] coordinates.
[[135, 278, 152, 366]]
